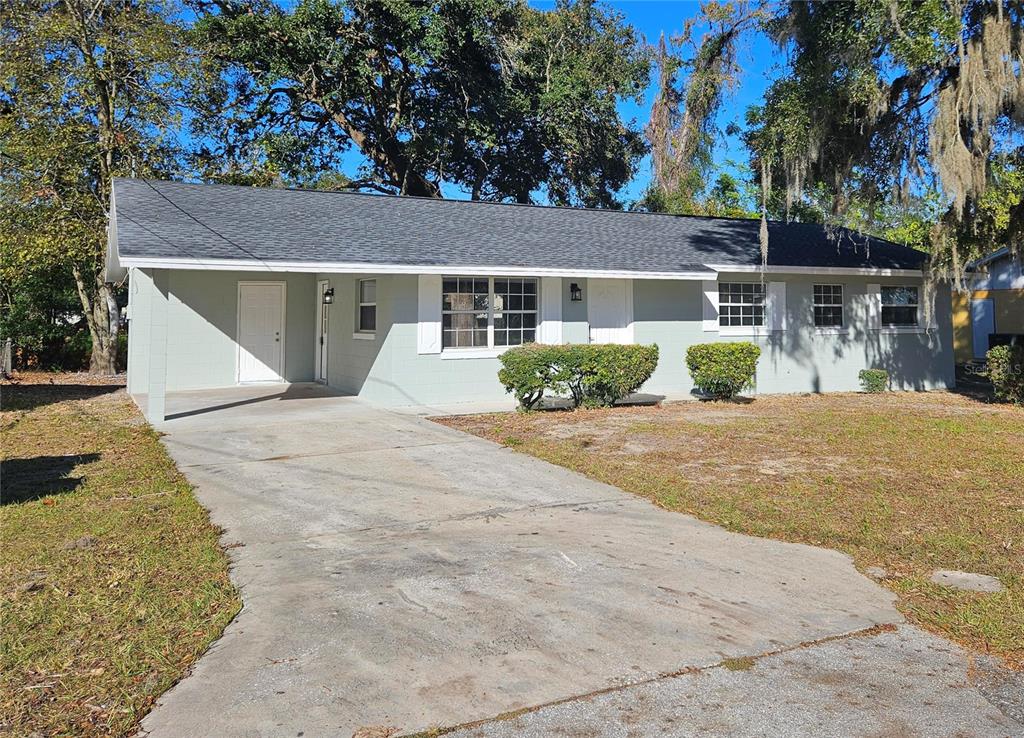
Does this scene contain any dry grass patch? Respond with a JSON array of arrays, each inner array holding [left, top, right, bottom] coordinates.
[[1, 373, 240, 736], [438, 392, 1024, 668]]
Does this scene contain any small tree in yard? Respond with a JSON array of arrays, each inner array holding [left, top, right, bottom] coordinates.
[[686, 342, 760, 400], [987, 345, 1024, 406], [1, 1, 195, 373]]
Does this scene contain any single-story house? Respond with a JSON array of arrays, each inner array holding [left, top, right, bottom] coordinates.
[[105, 178, 955, 422], [952, 248, 1024, 362]]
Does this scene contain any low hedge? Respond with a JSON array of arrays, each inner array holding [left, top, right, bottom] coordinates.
[[685, 342, 760, 399], [858, 368, 889, 393], [498, 343, 659, 410], [987, 344, 1024, 405]]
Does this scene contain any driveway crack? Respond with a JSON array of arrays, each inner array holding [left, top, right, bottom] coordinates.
[[398, 624, 902, 737]]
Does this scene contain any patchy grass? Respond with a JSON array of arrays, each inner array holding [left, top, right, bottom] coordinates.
[[0, 373, 240, 736], [438, 392, 1024, 669]]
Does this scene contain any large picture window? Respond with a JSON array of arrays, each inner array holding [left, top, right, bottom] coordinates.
[[718, 282, 765, 327], [442, 277, 537, 349], [881, 286, 919, 326], [813, 284, 844, 327]]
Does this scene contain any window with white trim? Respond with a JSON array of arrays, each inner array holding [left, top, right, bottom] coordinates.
[[813, 284, 844, 327], [442, 277, 537, 349], [881, 285, 919, 326], [718, 282, 764, 327], [357, 279, 376, 332]]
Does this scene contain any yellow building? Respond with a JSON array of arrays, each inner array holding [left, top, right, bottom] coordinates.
[[952, 249, 1024, 363]]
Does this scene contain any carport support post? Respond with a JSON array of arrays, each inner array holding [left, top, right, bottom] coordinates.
[[147, 269, 169, 424]]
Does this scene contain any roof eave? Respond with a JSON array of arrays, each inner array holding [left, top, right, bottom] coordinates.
[[116, 256, 718, 281]]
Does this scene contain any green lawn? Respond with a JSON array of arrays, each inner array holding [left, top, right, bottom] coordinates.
[[1, 375, 240, 737], [439, 391, 1024, 669]]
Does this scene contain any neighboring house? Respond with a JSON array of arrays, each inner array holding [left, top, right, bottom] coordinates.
[[105, 178, 955, 422], [951, 248, 1024, 363]]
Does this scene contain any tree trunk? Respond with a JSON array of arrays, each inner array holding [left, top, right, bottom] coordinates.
[[73, 265, 120, 374]]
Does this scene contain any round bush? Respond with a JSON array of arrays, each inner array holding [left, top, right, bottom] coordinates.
[[685, 342, 760, 399], [986, 345, 1024, 405], [498, 343, 659, 410], [858, 369, 889, 393]]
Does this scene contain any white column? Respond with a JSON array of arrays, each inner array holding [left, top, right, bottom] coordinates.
[[147, 269, 169, 424]]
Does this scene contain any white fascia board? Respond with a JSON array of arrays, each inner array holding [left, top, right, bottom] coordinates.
[[116, 255, 716, 281], [707, 263, 924, 277]]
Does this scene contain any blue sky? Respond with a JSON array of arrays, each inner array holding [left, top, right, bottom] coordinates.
[[582, 1, 782, 203]]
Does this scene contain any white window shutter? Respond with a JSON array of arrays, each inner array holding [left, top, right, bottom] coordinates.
[[767, 281, 787, 331], [924, 282, 939, 330], [417, 274, 442, 354], [539, 277, 563, 344], [866, 283, 881, 330], [702, 280, 719, 332]]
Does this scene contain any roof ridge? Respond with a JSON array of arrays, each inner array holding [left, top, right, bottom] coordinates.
[[116, 176, 881, 232]]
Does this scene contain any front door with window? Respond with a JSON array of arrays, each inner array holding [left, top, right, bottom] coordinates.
[[315, 280, 330, 382], [237, 282, 285, 383], [588, 278, 632, 344]]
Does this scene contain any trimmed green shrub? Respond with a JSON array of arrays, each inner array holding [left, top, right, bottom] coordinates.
[[986, 345, 1024, 405], [498, 343, 659, 410], [858, 368, 889, 393], [685, 342, 760, 399], [496, 343, 568, 410], [577, 343, 660, 408]]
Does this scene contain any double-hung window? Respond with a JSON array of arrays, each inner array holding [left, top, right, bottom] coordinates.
[[357, 279, 376, 332], [718, 282, 765, 327], [442, 277, 537, 349], [881, 286, 919, 327], [813, 284, 844, 327]]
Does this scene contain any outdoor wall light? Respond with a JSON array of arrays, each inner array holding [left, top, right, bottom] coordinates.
[[570, 282, 583, 302], [322, 287, 335, 305]]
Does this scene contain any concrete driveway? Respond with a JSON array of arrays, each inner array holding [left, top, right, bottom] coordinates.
[[139, 384, 1019, 738]]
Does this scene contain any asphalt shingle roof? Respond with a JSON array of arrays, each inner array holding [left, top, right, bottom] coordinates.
[[111, 178, 928, 273]]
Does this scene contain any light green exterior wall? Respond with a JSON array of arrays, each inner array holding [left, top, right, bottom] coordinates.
[[129, 267, 954, 407], [127, 268, 315, 393], [634, 275, 955, 396]]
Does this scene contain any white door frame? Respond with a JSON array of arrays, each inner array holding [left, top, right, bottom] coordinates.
[[236, 281, 287, 383], [970, 297, 995, 360], [315, 279, 329, 383]]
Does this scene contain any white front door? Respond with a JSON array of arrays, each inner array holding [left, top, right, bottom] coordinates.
[[237, 282, 285, 383], [971, 298, 995, 360], [588, 278, 633, 344], [315, 280, 329, 383]]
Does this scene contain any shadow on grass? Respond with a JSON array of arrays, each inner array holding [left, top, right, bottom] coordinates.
[[1, 453, 100, 504], [0, 384, 123, 412]]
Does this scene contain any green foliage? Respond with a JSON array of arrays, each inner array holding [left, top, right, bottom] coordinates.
[[858, 369, 889, 394], [498, 343, 659, 410], [986, 345, 1024, 406], [1, 0, 197, 372], [639, 169, 757, 217], [746, 0, 1024, 273], [192, 0, 650, 207], [0, 265, 91, 370], [685, 342, 760, 399]]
